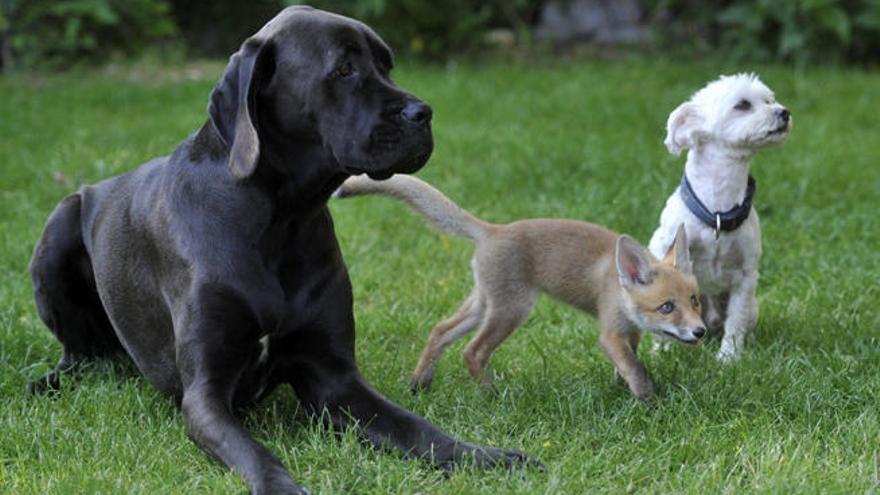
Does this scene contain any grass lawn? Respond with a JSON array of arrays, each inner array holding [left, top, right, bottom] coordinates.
[[1, 58, 878, 494]]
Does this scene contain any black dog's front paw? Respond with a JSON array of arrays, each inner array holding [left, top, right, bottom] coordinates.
[[481, 447, 543, 472], [250, 466, 311, 495], [251, 480, 310, 495], [251, 488, 309, 495], [437, 443, 543, 473]]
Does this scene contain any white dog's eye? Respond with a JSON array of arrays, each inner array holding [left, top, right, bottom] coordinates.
[[734, 99, 752, 111]]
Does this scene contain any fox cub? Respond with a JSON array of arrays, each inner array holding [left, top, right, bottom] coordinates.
[[336, 175, 706, 401]]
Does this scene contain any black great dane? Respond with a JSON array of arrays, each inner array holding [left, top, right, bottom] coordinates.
[[28, 7, 532, 494]]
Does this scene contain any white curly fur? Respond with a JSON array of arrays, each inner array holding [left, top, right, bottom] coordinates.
[[649, 73, 792, 361]]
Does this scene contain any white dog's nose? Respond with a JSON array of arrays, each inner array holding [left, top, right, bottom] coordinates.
[[778, 108, 791, 123]]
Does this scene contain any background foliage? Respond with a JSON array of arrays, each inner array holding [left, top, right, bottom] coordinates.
[[304, 0, 541, 60], [2, 0, 879, 71], [0, 0, 178, 70], [649, 0, 880, 65]]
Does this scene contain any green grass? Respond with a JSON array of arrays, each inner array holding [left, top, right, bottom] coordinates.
[[1, 58, 879, 494]]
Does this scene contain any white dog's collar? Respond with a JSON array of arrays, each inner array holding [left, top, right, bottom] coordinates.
[[680, 174, 756, 239]]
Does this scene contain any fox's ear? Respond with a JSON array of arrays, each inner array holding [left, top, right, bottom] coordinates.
[[665, 101, 705, 156], [663, 223, 693, 274], [616, 235, 656, 287]]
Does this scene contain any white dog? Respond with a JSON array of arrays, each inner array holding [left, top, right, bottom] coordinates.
[[648, 74, 791, 361]]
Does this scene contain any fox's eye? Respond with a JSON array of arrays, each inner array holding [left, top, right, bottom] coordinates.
[[657, 301, 675, 314], [332, 63, 354, 79], [691, 295, 700, 307], [734, 99, 751, 111]]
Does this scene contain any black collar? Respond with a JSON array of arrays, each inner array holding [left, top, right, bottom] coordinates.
[[679, 173, 756, 236]]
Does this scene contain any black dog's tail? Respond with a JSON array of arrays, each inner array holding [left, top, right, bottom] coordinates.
[[333, 175, 492, 242]]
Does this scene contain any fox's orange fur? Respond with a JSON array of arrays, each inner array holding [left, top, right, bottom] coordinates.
[[337, 175, 707, 401]]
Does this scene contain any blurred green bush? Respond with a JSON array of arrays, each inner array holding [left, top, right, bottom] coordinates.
[[1, 0, 177, 70], [0, 0, 539, 70], [303, 0, 540, 60], [169, 0, 281, 58], [1, 0, 878, 71], [648, 0, 880, 65]]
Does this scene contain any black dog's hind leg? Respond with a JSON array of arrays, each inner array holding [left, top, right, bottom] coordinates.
[[28, 194, 122, 394]]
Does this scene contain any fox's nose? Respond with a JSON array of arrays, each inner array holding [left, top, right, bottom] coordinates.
[[693, 327, 706, 339]]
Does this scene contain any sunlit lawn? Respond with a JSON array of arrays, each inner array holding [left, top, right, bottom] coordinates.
[[1, 57, 878, 493]]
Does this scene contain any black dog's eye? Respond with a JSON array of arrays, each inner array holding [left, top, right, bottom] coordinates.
[[691, 295, 700, 307], [734, 99, 752, 111], [332, 63, 355, 79], [658, 301, 675, 314]]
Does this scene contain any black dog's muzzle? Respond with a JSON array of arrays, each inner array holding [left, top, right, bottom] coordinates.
[[362, 99, 433, 179], [400, 100, 432, 125]]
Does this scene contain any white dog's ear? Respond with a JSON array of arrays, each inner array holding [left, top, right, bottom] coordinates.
[[665, 102, 704, 156], [663, 223, 692, 274]]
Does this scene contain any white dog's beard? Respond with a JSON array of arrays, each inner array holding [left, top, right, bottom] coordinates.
[[729, 117, 790, 148], [768, 118, 791, 136]]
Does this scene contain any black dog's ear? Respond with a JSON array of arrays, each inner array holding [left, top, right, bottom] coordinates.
[[208, 38, 276, 180]]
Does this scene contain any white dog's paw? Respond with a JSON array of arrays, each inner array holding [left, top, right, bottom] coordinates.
[[716, 342, 741, 362]]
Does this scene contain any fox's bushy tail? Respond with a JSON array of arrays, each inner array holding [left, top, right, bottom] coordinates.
[[334, 175, 491, 241]]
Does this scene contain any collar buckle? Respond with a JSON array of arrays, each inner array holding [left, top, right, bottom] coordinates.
[[680, 174, 756, 237]]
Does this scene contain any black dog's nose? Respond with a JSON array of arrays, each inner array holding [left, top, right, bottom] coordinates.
[[401, 101, 432, 124], [778, 108, 791, 122], [693, 327, 706, 339]]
